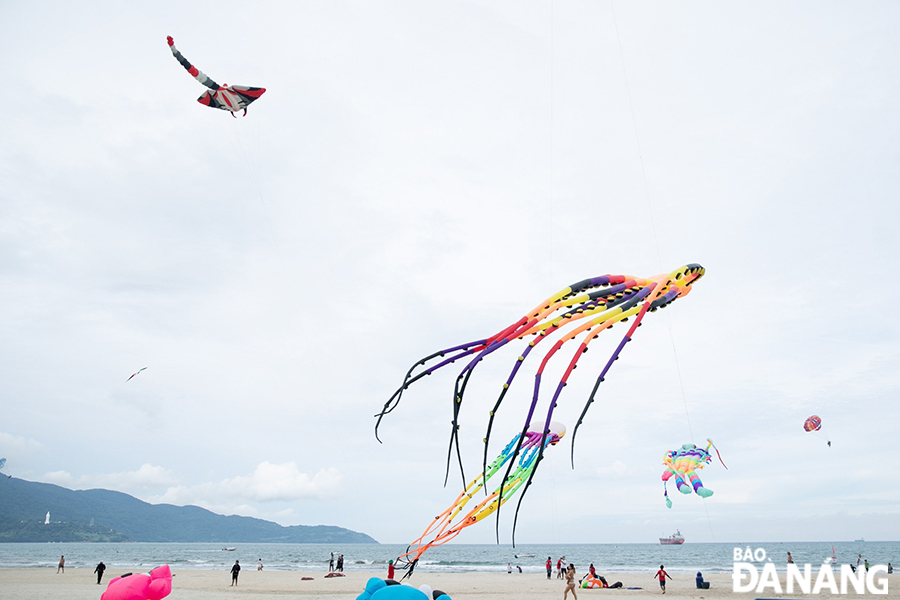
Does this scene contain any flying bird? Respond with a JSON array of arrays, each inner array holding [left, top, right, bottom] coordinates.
[[127, 367, 148, 382]]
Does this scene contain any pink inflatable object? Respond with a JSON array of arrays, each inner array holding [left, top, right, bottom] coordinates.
[[101, 565, 172, 600]]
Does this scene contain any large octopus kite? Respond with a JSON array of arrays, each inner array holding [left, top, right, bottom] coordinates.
[[376, 264, 706, 562]]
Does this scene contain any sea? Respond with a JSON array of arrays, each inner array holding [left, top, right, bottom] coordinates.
[[0, 541, 896, 575]]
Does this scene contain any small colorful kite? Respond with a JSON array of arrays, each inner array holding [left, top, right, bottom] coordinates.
[[166, 36, 265, 116], [127, 367, 147, 382], [376, 264, 705, 542], [661, 439, 726, 508], [804, 414, 831, 446], [395, 423, 566, 577]]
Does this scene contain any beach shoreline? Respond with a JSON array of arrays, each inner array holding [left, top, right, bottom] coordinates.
[[1, 568, 893, 600]]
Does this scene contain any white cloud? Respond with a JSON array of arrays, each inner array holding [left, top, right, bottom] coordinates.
[[40, 463, 177, 492], [223, 462, 341, 502], [149, 462, 341, 508], [42, 470, 74, 486], [0, 432, 44, 455]]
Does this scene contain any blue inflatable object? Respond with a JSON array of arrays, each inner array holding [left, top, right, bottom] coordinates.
[[357, 578, 451, 600]]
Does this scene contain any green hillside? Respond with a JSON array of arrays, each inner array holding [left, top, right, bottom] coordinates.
[[0, 478, 376, 543]]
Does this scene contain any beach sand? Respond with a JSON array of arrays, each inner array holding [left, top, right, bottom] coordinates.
[[0, 568, 893, 600]]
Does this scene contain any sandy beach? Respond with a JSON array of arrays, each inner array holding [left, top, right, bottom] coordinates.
[[2, 568, 894, 600]]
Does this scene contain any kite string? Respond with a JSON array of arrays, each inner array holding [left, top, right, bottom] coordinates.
[[610, 0, 695, 442], [609, 0, 663, 273], [610, 1, 714, 539]]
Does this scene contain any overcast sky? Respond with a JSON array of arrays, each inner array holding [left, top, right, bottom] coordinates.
[[2, 1, 899, 546]]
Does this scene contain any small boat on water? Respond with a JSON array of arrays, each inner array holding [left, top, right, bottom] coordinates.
[[854, 538, 865, 543], [222, 547, 236, 551], [515, 554, 536, 558], [659, 530, 685, 545]]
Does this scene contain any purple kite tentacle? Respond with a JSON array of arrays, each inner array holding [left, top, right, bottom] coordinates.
[[569, 312, 646, 467], [375, 340, 487, 442], [445, 339, 511, 486], [504, 286, 656, 539]]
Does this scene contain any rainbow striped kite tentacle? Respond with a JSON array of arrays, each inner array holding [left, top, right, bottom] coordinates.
[[395, 424, 564, 575]]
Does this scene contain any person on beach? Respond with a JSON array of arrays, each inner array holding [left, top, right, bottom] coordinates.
[[258, 558, 263, 571], [337, 554, 344, 572], [589, 564, 597, 578], [787, 552, 793, 564], [888, 563, 893, 574], [564, 563, 578, 600], [57, 555, 65, 574], [865, 559, 870, 572], [329, 552, 335, 572], [655, 565, 672, 594], [94, 561, 106, 584], [388, 559, 395, 580], [547, 557, 553, 579], [517, 565, 522, 573], [231, 560, 241, 586], [508, 562, 512, 574]]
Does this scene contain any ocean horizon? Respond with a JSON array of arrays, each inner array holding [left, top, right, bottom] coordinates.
[[2, 541, 895, 575]]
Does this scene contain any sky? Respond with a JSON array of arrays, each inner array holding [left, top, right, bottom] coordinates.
[[2, 1, 899, 546]]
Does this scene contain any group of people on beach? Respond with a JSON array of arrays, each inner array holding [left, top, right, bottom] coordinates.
[[544, 556, 674, 598], [56, 555, 108, 585], [329, 552, 345, 572]]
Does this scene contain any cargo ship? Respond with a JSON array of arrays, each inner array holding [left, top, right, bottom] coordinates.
[[659, 530, 685, 545]]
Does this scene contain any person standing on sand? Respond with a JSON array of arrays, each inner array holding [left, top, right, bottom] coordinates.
[[258, 558, 263, 571], [387, 559, 395, 580], [94, 561, 106, 584], [337, 554, 344, 572], [57, 555, 65, 574], [564, 563, 578, 600], [547, 557, 553, 579], [231, 560, 241, 586], [787, 552, 793, 564], [508, 562, 512, 574], [329, 552, 335, 572], [655, 565, 672, 594], [865, 559, 870, 572]]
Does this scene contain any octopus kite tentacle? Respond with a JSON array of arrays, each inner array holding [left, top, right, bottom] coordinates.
[[393, 423, 566, 579], [374, 340, 487, 442], [379, 264, 704, 552]]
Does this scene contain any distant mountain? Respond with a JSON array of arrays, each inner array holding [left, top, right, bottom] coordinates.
[[0, 478, 377, 543]]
